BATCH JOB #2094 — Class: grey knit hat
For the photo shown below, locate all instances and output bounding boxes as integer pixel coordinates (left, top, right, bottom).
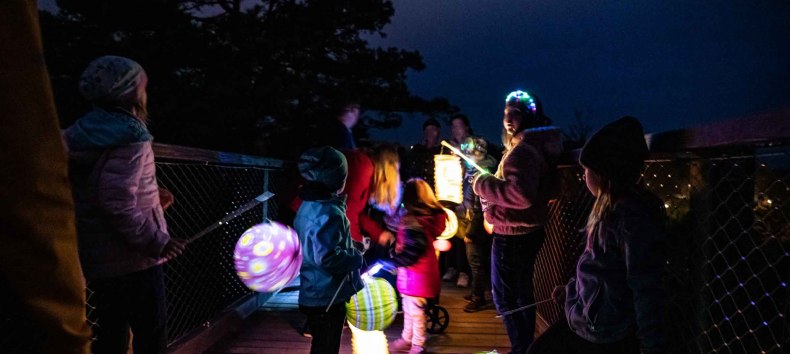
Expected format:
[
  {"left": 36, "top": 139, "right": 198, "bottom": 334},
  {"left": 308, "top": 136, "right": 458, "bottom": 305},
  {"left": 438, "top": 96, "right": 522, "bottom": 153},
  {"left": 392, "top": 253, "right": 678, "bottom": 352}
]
[
  {"left": 297, "top": 146, "right": 348, "bottom": 192},
  {"left": 79, "top": 55, "right": 146, "bottom": 103}
]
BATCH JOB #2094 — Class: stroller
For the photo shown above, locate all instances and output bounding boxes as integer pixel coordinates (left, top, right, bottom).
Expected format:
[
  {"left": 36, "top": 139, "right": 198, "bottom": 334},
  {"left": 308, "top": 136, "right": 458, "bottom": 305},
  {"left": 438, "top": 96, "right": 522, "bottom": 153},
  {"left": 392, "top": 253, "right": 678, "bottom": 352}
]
[{"left": 366, "top": 261, "right": 450, "bottom": 334}]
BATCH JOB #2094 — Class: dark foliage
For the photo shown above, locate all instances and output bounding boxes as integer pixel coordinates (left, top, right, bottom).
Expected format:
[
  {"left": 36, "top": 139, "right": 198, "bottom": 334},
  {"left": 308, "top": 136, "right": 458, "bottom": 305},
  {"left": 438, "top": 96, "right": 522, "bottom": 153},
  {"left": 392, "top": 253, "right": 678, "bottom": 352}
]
[{"left": 42, "top": 0, "right": 456, "bottom": 158}]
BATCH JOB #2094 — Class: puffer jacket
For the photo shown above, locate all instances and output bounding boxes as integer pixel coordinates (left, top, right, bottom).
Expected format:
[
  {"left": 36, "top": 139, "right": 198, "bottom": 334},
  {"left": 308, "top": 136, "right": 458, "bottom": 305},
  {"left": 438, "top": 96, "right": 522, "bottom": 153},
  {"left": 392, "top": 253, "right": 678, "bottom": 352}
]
[
  {"left": 294, "top": 194, "right": 364, "bottom": 307},
  {"left": 392, "top": 212, "right": 446, "bottom": 299},
  {"left": 564, "top": 190, "right": 667, "bottom": 353},
  {"left": 473, "top": 126, "right": 562, "bottom": 235},
  {"left": 64, "top": 107, "right": 170, "bottom": 280}
]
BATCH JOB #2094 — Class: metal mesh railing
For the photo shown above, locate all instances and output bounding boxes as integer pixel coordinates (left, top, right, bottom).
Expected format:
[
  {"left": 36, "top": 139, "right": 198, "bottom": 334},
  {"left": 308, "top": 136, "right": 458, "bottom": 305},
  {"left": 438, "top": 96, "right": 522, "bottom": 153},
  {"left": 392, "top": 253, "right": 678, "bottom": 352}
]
[
  {"left": 80, "top": 147, "right": 289, "bottom": 347},
  {"left": 535, "top": 146, "right": 790, "bottom": 353}
]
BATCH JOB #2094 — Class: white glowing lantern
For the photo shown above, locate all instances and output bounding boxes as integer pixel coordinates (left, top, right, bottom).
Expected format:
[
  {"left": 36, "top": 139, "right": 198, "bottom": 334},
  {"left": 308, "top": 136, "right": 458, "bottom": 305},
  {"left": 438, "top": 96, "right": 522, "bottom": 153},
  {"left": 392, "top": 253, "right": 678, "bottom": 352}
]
[
  {"left": 434, "top": 154, "right": 463, "bottom": 204},
  {"left": 438, "top": 207, "right": 458, "bottom": 240}
]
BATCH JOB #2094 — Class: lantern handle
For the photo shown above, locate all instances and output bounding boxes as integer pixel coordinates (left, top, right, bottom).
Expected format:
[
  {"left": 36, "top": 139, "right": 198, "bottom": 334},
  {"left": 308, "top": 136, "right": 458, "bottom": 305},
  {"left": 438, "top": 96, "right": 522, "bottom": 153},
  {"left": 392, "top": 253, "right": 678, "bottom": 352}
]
[
  {"left": 155, "top": 191, "right": 275, "bottom": 265},
  {"left": 440, "top": 140, "right": 489, "bottom": 175}
]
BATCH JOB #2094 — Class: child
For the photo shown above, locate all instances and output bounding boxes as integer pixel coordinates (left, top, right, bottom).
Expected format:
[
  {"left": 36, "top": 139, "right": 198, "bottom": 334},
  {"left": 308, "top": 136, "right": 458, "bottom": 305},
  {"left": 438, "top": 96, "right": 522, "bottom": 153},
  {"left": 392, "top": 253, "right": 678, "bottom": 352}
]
[
  {"left": 527, "top": 117, "right": 667, "bottom": 354},
  {"left": 294, "top": 146, "right": 364, "bottom": 354},
  {"left": 389, "top": 179, "right": 447, "bottom": 354},
  {"left": 460, "top": 137, "right": 498, "bottom": 312}
]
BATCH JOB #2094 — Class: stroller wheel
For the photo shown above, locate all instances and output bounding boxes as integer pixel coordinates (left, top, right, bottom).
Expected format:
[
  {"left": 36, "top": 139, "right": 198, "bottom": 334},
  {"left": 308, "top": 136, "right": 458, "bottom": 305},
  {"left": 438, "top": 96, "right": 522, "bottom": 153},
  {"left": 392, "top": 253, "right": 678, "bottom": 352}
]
[{"left": 426, "top": 305, "right": 450, "bottom": 334}]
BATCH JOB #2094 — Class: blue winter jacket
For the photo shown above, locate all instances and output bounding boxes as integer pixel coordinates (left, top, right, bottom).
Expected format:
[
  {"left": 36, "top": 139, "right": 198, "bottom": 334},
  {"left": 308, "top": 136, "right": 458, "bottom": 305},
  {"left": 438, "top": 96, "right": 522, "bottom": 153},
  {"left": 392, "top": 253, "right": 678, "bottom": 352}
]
[
  {"left": 565, "top": 190, "right": 667, "bottom": 354},
  {"left": 294, "top": 195, "right": 364, "bottom": 307}
]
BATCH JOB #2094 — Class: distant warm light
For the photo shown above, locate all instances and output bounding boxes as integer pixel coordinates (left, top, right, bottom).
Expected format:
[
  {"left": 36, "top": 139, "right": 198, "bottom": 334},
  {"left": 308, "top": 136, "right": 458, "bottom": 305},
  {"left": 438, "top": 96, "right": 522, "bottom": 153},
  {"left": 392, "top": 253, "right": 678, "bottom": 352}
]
[
  {"left": 767, "top": 199, "right": 773, "bottom": 205},
  {"left": 434, "top": 154, "right": 463, "bottom": 204},
  {"left": 438, "top": 207, "right": 458, "bottom": 240}
]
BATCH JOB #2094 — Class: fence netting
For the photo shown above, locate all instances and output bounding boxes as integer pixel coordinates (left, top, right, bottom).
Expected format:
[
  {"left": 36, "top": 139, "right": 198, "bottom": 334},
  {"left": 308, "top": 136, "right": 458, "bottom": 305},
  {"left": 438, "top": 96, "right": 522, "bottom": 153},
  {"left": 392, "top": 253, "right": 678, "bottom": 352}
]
[{"left": 535, "top": 147, "right": 789, "bottom": 353}]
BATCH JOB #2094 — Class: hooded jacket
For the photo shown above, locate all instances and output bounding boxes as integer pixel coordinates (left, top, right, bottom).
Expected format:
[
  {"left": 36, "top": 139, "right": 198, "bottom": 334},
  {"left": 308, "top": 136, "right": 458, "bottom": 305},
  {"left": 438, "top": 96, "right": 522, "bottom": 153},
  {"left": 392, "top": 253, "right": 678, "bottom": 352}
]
[
  {"left": 294, "top": 147, "right": 363, "bottom": 307},
  {"left": 392, "top": 212, "right": 446, "bottom": 298},
  {"left": 564, "top": 190, "right": 666, "bottom": 353},
  {"left": 473, "top": 126, "right": 562, "bottom": 235},
  {"left": 64, "top": 106, "right": 169, "bottom": 280},
  {"left": 294, "top": 193, "right": 364, "bottom": 307}
]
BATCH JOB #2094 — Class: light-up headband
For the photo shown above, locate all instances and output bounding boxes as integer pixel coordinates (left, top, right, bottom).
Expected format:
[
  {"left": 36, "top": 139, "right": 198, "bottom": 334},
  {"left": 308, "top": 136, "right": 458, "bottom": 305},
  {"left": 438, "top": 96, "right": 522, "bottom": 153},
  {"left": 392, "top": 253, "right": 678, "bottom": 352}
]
[{"left": 505, "top": 90, "right": 537, "bottom": 115}]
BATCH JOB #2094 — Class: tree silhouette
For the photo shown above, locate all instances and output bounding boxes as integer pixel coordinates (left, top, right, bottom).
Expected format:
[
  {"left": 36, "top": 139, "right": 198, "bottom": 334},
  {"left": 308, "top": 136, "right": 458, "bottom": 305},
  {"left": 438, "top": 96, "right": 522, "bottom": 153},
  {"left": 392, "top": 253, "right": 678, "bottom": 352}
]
[{"left": 42, "top": 0, "right": 456, "bottom": 158}]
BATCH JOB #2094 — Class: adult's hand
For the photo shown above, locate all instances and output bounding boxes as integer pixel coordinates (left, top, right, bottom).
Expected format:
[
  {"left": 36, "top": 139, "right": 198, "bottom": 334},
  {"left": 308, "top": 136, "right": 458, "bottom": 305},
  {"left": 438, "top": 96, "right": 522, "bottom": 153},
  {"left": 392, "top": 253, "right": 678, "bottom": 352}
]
[
  {"left": 377, "top": 230, "right": 395, "bottom": 246},
  {"left": 160, "top": 237, "right": 186, "bottom": 262},
  {"left": 552, "top": 285, "right": 566, "bottom": 304},
  {"left": 159, "top": 188, "right": 174, "bottom": 210}
]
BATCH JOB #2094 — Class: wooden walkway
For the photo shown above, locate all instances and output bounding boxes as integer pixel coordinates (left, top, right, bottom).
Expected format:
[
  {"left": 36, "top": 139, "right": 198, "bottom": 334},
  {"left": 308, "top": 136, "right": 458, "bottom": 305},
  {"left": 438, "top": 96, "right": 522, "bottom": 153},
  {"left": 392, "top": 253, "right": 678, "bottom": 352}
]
[{"left": 207, "top": 280, "right": 511, "bottom": 354}]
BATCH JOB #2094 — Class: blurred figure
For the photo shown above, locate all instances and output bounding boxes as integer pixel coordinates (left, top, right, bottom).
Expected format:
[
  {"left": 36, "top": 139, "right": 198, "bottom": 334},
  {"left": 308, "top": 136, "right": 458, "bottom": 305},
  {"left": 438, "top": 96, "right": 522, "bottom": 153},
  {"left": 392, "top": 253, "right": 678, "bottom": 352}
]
[
  {"left": 320, "top": 102, "right": 361, "bottom": 150},
  {"left": 473, "top": 90, "right": 561, "bottom": 353},
  {"left": 528, "top": 117, "right": 666, "bottom": 354},
  {"left": 64, "top": 56, "right": 185, "bottom": 354},
  {"left": 0, "top": 1, "right": 92, "bottom": 353},
  {"left": 459, "top": 136, "right": 498, "bottom": 312},
  {"left": 401, "top": 118, "right": 441, "bottom": 188},
  {"left": 294, "top": 146, "right": 364, "bottom": 354},
  {"left": 388, "top": 179, "right": 447, "bottom": 354}
]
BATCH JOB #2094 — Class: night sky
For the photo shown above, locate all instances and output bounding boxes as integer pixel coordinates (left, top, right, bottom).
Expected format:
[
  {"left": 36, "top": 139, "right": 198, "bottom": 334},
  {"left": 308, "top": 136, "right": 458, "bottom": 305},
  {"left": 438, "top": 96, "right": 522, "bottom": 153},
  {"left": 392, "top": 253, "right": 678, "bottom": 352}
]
[
  {"left": 366, "top": 0, "right": 790, "bottom": 145},
  {"left": 39, "top": 0, "right": 790, "bottom": 145}
]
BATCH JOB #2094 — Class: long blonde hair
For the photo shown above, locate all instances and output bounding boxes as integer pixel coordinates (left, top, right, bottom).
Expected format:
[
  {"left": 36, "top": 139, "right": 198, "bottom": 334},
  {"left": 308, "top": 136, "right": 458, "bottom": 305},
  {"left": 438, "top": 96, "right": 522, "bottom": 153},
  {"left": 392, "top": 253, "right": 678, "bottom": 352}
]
[
  {"left": 585, "top": 175, "right": 613, "bottom": 251},
  {"left": 370, "top": 144, "right": 401, "bottom": 214},
  {"left": 401, "top": 178, "right": 445, "bottom": 216}
]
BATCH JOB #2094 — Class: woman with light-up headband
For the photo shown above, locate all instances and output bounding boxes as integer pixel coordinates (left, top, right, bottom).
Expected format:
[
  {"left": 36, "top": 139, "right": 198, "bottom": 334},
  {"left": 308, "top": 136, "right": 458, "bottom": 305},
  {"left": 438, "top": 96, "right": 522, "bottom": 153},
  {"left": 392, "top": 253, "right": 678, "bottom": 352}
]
[{"left": 472, "top": 90, "right": 562, "bottom": 354}]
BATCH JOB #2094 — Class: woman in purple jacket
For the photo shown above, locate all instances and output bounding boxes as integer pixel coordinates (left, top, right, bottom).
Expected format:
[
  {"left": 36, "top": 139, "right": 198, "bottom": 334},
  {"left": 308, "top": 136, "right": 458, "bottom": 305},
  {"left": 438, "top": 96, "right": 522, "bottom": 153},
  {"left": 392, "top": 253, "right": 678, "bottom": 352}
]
[
  {"left": 64, "top": 56, "right": 185, "bottom": 354},
  {"left": 473, "top": 90, "right": 562, "bottom": 354}
]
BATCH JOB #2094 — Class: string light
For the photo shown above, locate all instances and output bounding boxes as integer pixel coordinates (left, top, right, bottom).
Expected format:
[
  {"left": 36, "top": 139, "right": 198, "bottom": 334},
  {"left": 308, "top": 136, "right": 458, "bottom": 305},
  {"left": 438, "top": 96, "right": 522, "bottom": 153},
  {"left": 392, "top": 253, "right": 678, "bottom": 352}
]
[{"left": 505, "top": 90, "right": 538, "bottom": 114}]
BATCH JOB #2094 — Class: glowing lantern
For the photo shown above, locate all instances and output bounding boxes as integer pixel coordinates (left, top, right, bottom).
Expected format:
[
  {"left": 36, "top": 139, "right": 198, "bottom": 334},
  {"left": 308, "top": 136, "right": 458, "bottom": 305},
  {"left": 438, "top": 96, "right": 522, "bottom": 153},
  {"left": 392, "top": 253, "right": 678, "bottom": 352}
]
[
  {"left": 346, "top": 276, "right": 398, "bottom": 331},
  {"left": 438, "top": 207, "right": 458, "bottom": 240},
  {"left": 433, "top": 238, "right": 452, "bottom": 252},
  {"left": 349, "top": 323, "right": 389, "bottom": 354},
  {"left": 434, "top": 154, "right": 463, "bottom": 204},
  {"left": 233, "top": 222, "right": 302, "bottom": 293}
]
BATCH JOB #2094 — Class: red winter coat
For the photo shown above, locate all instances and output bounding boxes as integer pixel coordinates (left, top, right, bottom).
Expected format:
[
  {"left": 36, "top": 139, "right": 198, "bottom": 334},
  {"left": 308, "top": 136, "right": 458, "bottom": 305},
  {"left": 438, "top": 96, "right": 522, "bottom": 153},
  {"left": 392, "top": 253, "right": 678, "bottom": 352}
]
[{"left": 393, "top": 212, "right": 446, "bottom": 298}]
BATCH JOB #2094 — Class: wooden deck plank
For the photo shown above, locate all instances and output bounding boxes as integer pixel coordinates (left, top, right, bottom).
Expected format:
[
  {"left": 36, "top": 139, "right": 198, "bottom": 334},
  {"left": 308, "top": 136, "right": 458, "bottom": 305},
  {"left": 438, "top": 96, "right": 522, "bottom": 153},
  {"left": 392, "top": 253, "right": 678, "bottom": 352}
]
[{"left": 207, "top": 281, "right": 511, "bottom": 354}]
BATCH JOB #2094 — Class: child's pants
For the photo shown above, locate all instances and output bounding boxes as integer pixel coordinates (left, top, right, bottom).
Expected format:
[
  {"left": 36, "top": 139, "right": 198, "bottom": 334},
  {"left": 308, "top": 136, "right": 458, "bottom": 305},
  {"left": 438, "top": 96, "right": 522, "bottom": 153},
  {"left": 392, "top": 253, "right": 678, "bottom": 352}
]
[{"left": 401, "top": 295, "right": 428, "bottom": 347}]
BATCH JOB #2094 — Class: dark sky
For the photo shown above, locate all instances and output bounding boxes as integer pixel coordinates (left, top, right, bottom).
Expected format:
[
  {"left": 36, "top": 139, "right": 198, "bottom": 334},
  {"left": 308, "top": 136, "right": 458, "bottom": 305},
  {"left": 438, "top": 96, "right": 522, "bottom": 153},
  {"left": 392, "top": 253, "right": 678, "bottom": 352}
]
[
  {"left": 39, "top": 1, "right": 790, "bottom": 145},
  {"left": 366, "top": 0, "right": 790, "bottom": 145}
]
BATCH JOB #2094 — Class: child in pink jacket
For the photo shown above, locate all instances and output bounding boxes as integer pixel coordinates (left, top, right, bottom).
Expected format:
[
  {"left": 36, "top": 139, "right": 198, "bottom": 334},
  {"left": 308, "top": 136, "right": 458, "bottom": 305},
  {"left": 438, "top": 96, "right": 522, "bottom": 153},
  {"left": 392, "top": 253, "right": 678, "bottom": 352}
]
[{"left": 389, "top": 179, "right": 447, "bottom": 354}]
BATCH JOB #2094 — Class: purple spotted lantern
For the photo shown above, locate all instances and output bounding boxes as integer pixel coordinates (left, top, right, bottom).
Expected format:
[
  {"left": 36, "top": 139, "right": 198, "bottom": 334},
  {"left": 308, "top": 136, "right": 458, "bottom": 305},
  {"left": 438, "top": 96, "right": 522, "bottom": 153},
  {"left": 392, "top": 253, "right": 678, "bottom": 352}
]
[{"left": 233, "top": 222, "right": 302, "bottom": 292}]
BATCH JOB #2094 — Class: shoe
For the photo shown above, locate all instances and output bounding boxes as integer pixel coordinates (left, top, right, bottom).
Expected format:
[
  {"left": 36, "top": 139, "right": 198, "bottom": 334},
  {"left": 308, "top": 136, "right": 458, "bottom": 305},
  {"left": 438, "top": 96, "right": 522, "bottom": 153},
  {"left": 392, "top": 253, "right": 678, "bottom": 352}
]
[
  {"left": 442, "top": 267, "right": 458, "bottom": 282},
  {"left": 456, "top": 272, "right": 470, "bottom": 288},
  {"left": 464, "top": 293, "right": 474, "bottom": 302},
  {"left": 298, "top": 325, "right": 312, "bottom": 338},
  {"left": 390, "top": 338, "right": 411, "bottom": 353},
  {"left": 408, "top": 345, "right": 425, "bottom": 354},
  {"left": 463, "top": 296, "right": 488, "bottom": 313}
]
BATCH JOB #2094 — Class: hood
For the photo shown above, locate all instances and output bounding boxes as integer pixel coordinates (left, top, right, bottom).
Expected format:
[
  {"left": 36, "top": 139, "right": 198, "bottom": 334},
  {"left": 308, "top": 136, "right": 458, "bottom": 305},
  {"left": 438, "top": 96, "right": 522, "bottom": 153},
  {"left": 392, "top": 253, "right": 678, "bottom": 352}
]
[
  {"left": 64, "top": 107, "right": 152, "bottom": 152},
  {"left": 514, "top": 126, "right": 563, "bottom": 159}
]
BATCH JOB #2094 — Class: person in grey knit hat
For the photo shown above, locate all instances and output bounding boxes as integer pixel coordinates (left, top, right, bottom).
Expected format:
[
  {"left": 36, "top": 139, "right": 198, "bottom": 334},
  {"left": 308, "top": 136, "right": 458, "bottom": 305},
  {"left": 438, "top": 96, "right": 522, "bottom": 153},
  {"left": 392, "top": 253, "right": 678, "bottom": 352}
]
[
  {"left": 294, "top": 146, "right": 363, "bottom": 354},
  {"left": 529, "top": 116, "right": 667, "bottom": 354}
]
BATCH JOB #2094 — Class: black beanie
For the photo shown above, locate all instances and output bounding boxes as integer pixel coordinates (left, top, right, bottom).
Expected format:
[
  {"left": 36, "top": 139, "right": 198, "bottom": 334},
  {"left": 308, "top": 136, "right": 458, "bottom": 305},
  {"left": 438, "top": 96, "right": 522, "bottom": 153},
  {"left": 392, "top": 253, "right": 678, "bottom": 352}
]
[
  {"left": 298, "top": 146, "right": 348, "bottom": 192},
  {"left": 422, "top": 118, "right": 440, "bottom": 130},
  {"left": 579, "top": 116, "right": 648, "bottom": 185}
]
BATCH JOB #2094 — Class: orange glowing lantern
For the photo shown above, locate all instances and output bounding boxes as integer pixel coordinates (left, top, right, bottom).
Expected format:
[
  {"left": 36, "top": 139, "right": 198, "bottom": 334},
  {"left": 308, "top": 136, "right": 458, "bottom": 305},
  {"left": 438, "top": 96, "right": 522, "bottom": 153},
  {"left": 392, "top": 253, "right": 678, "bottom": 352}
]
[
  {"left": 433, "top": 239, "right": 452, "bottom": 252},
  {"left": 438, "top": 207, "right": 458, "bottom": 240}
]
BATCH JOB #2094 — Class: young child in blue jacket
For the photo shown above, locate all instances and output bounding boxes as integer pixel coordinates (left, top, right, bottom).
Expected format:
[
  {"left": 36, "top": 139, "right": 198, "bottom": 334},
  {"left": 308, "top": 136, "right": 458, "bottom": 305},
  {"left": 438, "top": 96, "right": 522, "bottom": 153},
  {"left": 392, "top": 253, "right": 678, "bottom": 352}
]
[
  {"left": 528, "top": 117, "right": 667, "bottom": 354},
  {"left": 294, "top": 146, "right": 364, "bottom": 354}
]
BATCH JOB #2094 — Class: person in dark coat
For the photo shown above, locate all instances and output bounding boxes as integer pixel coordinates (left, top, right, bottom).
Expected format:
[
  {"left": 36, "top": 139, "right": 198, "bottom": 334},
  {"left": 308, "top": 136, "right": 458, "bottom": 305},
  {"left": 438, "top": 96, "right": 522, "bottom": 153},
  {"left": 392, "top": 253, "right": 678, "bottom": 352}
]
[{"left": 527, "top": 117, "right": 667, "bottom": 354}]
